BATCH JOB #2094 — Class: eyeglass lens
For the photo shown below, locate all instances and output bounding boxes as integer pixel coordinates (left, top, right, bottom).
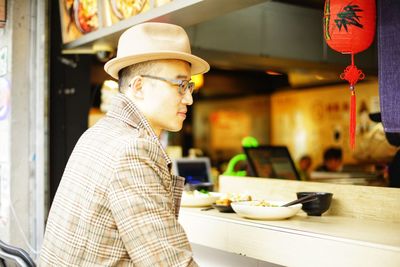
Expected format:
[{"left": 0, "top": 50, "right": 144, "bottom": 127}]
[
  {"left": 141, "top": 75, "right": 195, "bottom": 95},
  {"left": 178, "top": 81, "right": 195, "bottom": 95}
]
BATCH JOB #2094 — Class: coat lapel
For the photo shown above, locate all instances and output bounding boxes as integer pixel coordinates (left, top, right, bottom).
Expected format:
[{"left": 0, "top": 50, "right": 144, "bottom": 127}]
[{"left": 106, "top": 94, "right": 176, "bottom": 198}]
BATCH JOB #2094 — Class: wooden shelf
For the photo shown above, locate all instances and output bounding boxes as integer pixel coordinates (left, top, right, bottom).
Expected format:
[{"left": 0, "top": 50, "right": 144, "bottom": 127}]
[{"left": 62, "top": 0, "right": 268, "bottom": 52}]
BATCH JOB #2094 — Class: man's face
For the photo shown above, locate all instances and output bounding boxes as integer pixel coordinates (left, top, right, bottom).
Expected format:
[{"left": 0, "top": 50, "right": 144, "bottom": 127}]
[
  {"left": 139, "top": 59, "right": 193, "bottom": 136},
  {"left": 299, "top": 158, "right": 311, "bottom": 171},
  {"left": 326, "top": 159, "right": 342, "bottom": 172}
]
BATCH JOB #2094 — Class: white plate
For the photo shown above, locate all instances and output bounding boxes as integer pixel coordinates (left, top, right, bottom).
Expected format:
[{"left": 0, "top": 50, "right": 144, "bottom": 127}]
[
  {"left": 231, "top": 200, "right": 301, "bottom": 220},
  {"left": 181, "top": 192, "right": 221, "bottom": 207}
]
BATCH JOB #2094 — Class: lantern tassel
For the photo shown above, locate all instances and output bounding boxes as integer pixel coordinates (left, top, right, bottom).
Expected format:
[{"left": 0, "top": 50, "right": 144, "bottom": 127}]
[
  {"left": 340, "top": 53, "right": 365, "bottom": 149},
  {"left": 349, "top": 88, "right": 356, "bottom": 149}
]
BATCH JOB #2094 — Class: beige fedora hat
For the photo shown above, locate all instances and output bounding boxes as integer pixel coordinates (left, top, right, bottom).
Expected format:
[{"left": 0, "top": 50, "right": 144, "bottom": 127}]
[{"left": 104, "top": 22, "right": 210, "bottom": 79}]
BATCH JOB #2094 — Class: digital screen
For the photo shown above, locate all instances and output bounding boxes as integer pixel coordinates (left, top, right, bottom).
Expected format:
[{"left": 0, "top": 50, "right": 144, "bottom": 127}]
[
  {"left": 244, "top": 146, "right": 299, "bottom": 180},
  {"left": 177, "top": 161, "right": 210, "bottom": 184}
]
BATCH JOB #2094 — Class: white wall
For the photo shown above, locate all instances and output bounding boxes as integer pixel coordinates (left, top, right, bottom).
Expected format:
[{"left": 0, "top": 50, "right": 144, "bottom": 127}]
[{"left": 0, "top": 0, "right": 47, "bottom": 260}]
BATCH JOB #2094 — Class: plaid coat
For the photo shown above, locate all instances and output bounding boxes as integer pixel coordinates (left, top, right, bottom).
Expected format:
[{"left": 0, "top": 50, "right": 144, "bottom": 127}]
[{"left": 39, "top": 94, "right": 197, "bottom": 266}]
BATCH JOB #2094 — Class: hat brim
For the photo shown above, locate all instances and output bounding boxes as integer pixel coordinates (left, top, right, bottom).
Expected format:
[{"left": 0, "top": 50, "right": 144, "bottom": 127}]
[
  {"left": 369, "top": 112, "right": 382, "bottom": 122},
  {"left": 104, "top": 51, "right": 210, "bottom": 79}
]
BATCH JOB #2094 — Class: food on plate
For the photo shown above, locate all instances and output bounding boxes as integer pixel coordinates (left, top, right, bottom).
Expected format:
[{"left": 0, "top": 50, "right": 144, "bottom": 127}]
[
  {"left": 231, "top": 200, "right": 301, "bottom": 220},
  {"left": 252, "top": 200, "right": 278, "bottom": 207},
  {"left": 216, "top": 198, "right": 231, "bottom": 206},
  {"left": 215, "top": 192, "right": 252, "bottom": 206}
]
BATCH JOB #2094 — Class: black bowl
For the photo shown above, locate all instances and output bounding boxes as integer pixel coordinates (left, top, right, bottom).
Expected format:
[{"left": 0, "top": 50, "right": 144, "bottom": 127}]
[
  {"left": 296, "top": 192, "right": 333, "bottom": 216},
  {"left": 212, "top": 203, "right": 235, "bottom": 213}
]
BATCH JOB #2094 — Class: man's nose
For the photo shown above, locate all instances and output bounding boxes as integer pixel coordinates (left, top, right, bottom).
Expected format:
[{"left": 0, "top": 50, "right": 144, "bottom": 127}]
[{"left": 182, "top": 90, "right": 193, "bottom": 105}]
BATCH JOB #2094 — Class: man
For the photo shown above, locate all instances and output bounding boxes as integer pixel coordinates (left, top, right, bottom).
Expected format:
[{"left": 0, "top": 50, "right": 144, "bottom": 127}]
[
  {"left": 298, "top": 155, "right": 312, "bottom": 180},
  {"left": 39, "top": 22, "right": 209, "bottom": 266},
  {"left": 315, "top": 147, "right": 343, "bottom": 172}
]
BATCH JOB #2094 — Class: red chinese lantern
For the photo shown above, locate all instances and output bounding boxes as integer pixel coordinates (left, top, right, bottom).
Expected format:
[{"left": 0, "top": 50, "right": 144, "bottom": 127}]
[{"left": 323, "top": 0, "right": 376, "bottom": 149}]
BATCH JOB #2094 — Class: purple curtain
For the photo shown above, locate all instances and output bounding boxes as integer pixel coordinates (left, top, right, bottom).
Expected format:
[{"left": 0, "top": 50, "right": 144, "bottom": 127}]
[{"left": 378, "top": 0, "right": 400, "bottom": 133}]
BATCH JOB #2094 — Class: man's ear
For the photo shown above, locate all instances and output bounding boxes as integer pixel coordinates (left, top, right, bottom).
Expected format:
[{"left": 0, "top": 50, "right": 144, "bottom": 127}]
[{"left": 128, "top": 76, "right": 144, "bottom": 99}]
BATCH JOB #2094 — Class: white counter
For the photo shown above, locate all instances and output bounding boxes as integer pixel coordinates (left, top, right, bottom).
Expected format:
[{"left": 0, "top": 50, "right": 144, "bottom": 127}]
[{"left": 179, "top": 207, "right": 400, "bottom": 267}]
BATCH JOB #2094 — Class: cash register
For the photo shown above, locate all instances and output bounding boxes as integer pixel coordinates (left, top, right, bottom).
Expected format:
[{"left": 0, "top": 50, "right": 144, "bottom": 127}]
[{"left": 172, "top": 157, "right": 214, "bottom": 191}]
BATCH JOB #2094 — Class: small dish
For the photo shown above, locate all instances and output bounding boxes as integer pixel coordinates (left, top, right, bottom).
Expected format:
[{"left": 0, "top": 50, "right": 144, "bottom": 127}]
[
  {"left": 296, "top": 192, "right": 333, "bottom": 216},
  {"left": 231, "top": 200, "right": 301, "bottom": 220},
  {"left": 181, "top": 191, "right": 221, "bottom": 207},
  {"left": 212, "top": 203, "right": 235, "bottom": 213}
]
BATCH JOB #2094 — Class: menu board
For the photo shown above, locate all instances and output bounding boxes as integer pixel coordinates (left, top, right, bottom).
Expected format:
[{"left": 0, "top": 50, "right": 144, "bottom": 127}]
[
  {"left": 270, "top": 80, "right": 380, "bottom": 166},
  {"left": 209, "top": 110, "right": 251, "bottom": 150},
  {"left": 59, "top": 0, "right": 99, "bottom": 43}
]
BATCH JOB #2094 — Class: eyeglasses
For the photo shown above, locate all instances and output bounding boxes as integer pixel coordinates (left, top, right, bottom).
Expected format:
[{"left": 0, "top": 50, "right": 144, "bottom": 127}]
[{"left": 141, "top": 75, "right": 195, "bottom": 95}]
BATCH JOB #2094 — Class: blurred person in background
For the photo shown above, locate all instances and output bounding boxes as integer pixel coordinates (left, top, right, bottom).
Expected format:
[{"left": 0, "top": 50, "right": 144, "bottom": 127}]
[
  {"left": 315, "top": 147, "right": 343, "bottom": 172},
  {"left": 298, "top": 155, "right": 312, "bottom": 180},
  {"left": 352, "top": 111, "right": 398, "bottom": 186}
]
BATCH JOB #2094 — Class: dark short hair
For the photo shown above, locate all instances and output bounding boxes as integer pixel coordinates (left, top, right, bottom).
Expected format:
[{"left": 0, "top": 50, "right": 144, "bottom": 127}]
[
  {"left": 323, "top": 147, "right": 342, "bottom": 161},
  {"left": 118, "top": 60, "right": 159, "bottom": 93}
]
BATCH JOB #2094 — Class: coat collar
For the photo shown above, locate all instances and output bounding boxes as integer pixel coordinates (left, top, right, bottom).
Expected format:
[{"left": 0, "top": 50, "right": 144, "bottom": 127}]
[{"left": 106, "top": 93, "right": 173, "bottom": 169}]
